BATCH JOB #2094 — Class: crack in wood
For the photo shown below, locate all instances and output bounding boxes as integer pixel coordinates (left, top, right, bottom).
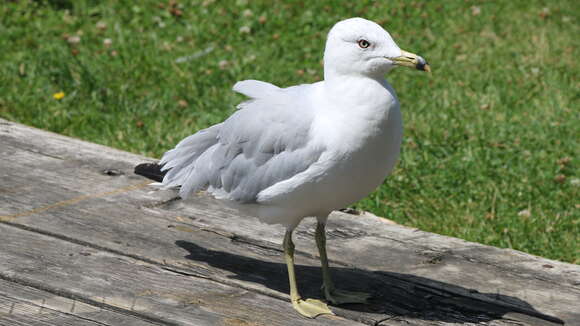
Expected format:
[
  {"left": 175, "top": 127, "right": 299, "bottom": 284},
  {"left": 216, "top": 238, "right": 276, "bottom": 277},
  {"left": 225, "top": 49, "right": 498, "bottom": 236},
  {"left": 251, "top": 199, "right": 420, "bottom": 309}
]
[
  {"left": 0, "top": 274, "right": 174, "bottom": 326},
  {"left": 0, "top": 220, "right": 218, "bottom": 280},
  {"left": 18, "top": 146, "right": 66, "bottom": 161},
  {"left": 0, "top": 181, "right": 151, "bottom": 222},
  {"left": 142, "top": 196, "right": 182, "bottom": 209},
  {"left": 0, "top": 293, "right": 113, "bottom": 326},
  {"left": 298, "top": 227, "right": 368, "bottom": 240}
]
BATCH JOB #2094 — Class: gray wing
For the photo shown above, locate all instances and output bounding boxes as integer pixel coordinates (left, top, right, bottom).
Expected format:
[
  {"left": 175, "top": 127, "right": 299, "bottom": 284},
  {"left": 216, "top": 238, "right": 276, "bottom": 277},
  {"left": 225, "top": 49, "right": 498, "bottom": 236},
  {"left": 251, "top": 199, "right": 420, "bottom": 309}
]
[{"left": 160, "top": 80, "right": 324, "bottom": 202}]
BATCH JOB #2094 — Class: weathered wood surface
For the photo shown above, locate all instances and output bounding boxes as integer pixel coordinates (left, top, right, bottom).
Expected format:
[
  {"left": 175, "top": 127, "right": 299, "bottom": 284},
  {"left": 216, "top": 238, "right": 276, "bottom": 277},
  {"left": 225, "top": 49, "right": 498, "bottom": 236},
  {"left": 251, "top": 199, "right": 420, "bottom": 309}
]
[
  {"left": 0, "top": 277, "right": 161, "bottom": 326},
  {"left": 0, "top": 118, "right": 578, "bottom": 326}
]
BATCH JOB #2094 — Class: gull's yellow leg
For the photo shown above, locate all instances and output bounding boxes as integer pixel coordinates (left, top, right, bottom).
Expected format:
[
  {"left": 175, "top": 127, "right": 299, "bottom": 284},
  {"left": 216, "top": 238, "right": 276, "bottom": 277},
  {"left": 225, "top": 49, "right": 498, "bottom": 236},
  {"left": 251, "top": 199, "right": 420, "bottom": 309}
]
[
  {"left": 283, "top": 229, "right": 333, "bottom": 318},
  {"left": 315, "top": 222, "right": 372, "bottom": 304}
]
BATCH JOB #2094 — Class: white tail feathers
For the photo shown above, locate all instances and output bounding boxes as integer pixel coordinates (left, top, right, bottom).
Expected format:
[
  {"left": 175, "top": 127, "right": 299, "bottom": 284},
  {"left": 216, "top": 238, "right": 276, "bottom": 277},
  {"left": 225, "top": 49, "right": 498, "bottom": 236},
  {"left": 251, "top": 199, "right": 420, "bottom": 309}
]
[{"left": 159, "top": 124, "right": 222, "bottom": 195}]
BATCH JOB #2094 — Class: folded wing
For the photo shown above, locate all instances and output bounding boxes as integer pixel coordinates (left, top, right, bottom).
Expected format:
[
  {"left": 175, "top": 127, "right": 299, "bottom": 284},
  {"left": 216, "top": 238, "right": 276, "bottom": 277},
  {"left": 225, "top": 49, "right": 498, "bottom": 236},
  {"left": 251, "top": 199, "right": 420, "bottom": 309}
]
[{"left": 160, "top": 80, "right": 323, "bottom": 203}]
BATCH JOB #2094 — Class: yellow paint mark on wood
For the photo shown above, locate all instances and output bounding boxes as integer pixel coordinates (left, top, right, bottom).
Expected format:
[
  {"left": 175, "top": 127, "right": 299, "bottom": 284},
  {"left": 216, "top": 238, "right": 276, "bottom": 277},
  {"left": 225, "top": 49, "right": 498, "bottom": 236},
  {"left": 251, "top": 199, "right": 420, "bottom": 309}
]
[
  {"left": 222, "top": 318, "right": 263, "bottom": 326},
  {"left": 89, "top": 295, "right": 146, "bottom": 312},
  {"left": 0, "top": 181, "right": 151, "bottom": 222},
  {"left": 175, "top": 215, "right": 187, "bottom": 222},
  {"left": 173, "top": 225, "right": 198, "bottom": 233}
]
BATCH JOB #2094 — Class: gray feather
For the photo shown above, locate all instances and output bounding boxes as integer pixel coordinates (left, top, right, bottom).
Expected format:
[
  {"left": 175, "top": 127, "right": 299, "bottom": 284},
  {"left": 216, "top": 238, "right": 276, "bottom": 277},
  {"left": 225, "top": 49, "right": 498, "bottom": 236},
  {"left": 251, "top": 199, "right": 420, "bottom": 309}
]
[{"left": 160, "top": 81, "right": 323, "bottom": 202}]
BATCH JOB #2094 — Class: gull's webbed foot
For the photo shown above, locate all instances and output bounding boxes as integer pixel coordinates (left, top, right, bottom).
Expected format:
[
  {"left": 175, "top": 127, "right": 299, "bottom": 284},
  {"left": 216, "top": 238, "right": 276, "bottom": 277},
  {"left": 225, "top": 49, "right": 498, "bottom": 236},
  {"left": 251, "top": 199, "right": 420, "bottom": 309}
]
[
  {"left": 291, "top": 298, "right": 334, "bottom": 318},
  {"left": 322, "top": 285, "right": 372, "bottom": 305}
]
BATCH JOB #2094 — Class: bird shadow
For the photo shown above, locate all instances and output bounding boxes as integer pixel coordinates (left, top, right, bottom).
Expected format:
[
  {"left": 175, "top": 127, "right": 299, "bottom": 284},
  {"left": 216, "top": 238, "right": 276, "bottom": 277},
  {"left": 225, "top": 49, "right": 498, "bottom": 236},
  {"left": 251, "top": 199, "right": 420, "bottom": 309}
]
[{"left": 175, "top": 240, "right": 564, "bottom": 324}]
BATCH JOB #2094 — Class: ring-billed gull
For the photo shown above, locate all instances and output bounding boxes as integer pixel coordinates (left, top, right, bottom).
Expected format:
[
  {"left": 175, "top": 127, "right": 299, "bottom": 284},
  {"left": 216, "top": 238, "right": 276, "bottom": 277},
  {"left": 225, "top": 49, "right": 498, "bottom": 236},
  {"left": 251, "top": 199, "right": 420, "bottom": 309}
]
[{"left": 135, "top": 17, "right": 429, "bottom": 318}]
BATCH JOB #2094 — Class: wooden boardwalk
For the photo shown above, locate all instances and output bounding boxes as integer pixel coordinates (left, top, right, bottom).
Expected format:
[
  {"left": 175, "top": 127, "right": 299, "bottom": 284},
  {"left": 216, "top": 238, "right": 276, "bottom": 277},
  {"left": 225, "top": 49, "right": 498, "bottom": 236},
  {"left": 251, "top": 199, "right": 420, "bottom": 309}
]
[{"left": 0, "top": 118, "right": 578, "bottom": 326}]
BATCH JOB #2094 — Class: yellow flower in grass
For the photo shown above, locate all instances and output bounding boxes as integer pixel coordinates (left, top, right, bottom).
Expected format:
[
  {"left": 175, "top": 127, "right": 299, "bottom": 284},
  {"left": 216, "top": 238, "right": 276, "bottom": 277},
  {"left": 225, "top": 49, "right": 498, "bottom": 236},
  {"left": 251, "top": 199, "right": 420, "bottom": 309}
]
[{"left": 53, "top": 91, "right": 65, "bottom": 100}]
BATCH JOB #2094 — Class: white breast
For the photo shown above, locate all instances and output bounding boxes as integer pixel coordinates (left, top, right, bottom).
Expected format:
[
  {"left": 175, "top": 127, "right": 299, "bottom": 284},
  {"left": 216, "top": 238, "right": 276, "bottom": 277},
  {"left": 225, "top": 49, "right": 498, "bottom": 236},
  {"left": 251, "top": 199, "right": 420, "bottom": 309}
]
[
  {"left": 255, "top": 78, "right": 403, "bottom": 224},
  {"left": 310, "top": 93, "right": 402, "bottom": 211}
]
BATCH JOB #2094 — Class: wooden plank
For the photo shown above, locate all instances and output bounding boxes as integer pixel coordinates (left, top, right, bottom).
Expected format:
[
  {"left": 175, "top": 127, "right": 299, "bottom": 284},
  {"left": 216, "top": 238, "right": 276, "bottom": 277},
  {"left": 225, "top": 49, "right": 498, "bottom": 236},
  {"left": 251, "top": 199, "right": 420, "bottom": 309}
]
[
  {"left": 0, "top": 223, "right": 359, "bottom": 326},
  {"left": 0, "top": 278, "right": 158, "bottom": 326},
  {"left": 0, "top": 296, "right": 103, "bottom": 326},
  {"left": 0, "top": 146, "right": 386, "bottom": 324},
  {"left": 1, "top": 119, "right": 579, "bottom": 325}
]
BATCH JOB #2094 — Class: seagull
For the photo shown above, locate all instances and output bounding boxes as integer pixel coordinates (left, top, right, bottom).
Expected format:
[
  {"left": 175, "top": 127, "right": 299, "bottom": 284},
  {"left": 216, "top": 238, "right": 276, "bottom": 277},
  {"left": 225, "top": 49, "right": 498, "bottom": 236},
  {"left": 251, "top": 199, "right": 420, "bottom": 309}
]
[{"left": 135, "top": 17, "right": 429, "bottom": 318}]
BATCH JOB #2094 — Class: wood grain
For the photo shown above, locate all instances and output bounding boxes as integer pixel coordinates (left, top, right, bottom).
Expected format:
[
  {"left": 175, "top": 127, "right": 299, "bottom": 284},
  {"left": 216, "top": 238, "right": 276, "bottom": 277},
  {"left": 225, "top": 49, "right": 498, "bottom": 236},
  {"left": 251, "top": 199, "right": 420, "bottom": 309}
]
[
  {"left": 0, "top": 223, "right": 358, "bottom": 326},
  {"left": 0, "top": 119, "right": 578, "bottom": 326},
  {"left": 0, "top": 278, "right": 160, "bottom": 326}
]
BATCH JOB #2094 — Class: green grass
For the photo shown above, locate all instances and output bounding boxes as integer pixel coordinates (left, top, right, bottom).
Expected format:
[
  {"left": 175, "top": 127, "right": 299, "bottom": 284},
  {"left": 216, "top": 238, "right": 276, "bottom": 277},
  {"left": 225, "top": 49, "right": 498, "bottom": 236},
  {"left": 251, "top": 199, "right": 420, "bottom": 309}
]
[{"left": 1, "top": 0, "right": 578, "bottom": 263}]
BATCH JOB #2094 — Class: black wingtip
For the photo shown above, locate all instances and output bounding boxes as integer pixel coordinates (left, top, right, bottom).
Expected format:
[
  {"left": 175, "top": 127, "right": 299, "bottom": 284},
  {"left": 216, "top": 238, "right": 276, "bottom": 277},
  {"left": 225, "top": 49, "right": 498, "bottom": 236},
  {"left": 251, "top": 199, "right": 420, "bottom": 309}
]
[{"left": 134, "top": 163, "right": 167, "bottom": 182}]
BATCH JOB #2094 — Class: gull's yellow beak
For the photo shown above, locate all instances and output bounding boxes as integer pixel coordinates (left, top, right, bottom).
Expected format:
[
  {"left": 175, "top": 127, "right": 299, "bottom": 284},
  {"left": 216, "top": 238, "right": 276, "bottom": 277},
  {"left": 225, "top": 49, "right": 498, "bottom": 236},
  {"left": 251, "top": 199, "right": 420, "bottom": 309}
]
[{"left": 391, "top": 50, "right": 431, "bottom": 72}]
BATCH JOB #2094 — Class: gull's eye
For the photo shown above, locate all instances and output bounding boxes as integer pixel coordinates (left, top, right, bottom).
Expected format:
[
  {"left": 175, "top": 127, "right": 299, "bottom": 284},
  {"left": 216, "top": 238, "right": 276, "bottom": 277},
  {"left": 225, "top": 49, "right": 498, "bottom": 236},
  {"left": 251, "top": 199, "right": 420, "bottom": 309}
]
[{"left": 357, "top": 39, "right": 371, "bottom": 49}]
